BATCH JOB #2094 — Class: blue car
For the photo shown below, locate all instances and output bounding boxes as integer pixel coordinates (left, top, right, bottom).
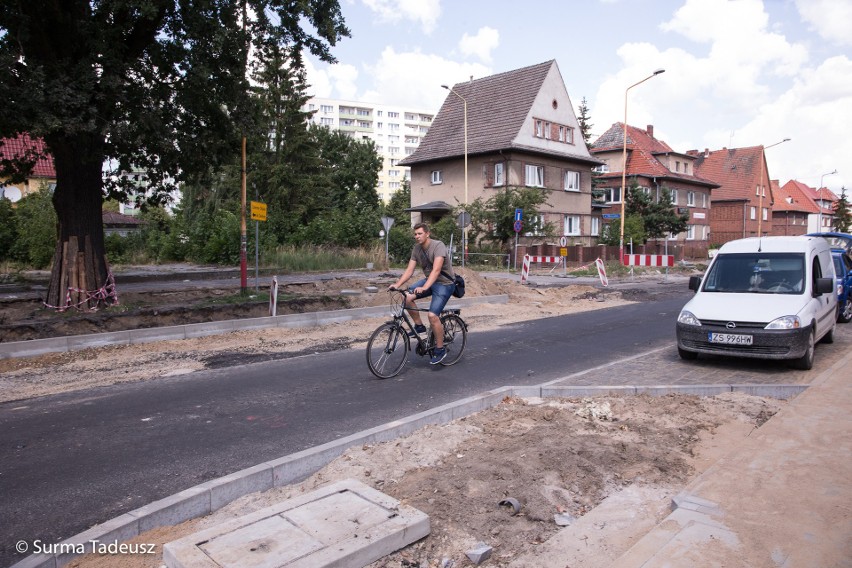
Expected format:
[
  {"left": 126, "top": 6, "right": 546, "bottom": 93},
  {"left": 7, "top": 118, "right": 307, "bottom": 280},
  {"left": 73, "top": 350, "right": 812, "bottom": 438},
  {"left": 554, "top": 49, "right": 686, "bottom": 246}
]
[
  {"left": 808, "top": 232, "right": 852, "bottom": 254},
  {"left": 832, "top": 248, "right": 852, "bottom": 323}
]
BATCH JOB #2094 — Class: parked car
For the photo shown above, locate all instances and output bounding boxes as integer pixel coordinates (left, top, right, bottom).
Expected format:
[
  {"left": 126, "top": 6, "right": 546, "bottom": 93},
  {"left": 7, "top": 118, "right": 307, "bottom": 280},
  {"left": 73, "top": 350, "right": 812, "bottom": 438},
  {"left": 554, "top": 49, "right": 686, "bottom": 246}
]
[
  {"left": 832, "top": 248, "right": 852, "bottom": 323},
  {"left": 676, "top": 236, "right": 837, "bottom": 370},
  {"left": 808, "top": 231, "right": 852, "bottom": 254}
]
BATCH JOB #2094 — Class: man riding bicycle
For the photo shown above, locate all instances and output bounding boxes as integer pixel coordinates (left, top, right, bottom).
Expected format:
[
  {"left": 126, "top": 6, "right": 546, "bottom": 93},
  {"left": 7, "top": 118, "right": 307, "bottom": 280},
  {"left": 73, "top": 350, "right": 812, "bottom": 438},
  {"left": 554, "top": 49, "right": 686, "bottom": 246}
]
[{"left": 389, "top": 222, "right": 456, "bottom": 364}]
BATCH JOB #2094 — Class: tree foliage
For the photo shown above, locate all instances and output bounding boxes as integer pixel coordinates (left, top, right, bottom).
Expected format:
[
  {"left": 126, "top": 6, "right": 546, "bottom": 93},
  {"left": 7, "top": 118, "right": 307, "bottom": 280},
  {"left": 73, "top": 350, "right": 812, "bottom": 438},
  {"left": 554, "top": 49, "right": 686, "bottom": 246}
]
[
  {"left": 833, "top": 188, "right": 851, "bottom": 233},
  {"left": 626, "top": 184, "right": 689, "bottom": 241},
  {"left": 0, "top": 0, "right": 350, "bottom": 307},
  {"left": 10, "top": 185, "right": 57, "bottom": 269},
  {"left": 576, "top": 97, "right": 594, "bottom": 145},
  {"left": 466, "top": 186, "right": 552, "bottom": 251}
]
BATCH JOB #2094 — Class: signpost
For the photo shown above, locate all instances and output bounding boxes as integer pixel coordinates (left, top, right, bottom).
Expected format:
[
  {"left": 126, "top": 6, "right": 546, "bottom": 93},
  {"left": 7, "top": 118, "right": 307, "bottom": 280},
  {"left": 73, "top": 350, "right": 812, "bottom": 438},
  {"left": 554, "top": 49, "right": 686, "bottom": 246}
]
[
  {"left": 250, "top": 199, "right": 266, "bottom": 291},
  {"left": 380, "top": 216, "right": 394, "bottom": 268},
  {"left": 513, "top": 208, "right": 523, "bottom": 271},
  {"left": 601, "top": 213, "right": 620, "bottom": 219}
]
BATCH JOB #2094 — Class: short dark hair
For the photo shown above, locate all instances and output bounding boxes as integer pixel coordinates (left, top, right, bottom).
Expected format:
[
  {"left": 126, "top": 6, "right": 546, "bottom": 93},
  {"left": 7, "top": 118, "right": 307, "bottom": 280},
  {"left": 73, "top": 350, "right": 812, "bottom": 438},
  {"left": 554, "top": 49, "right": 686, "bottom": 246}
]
[{"left": 413, "top": 222, "right": 430, "bottom": 233}]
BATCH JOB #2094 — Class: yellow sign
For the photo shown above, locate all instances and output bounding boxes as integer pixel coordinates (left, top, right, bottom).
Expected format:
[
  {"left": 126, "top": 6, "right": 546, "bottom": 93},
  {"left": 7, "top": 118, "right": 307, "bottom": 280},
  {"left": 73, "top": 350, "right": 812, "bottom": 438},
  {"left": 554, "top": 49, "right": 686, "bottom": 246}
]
[
  {"left": 560, "top": 247, "right": 568, "bottom": 257},
  {"left": 250, "top": 201, "right": 267, "bottom": 222}
]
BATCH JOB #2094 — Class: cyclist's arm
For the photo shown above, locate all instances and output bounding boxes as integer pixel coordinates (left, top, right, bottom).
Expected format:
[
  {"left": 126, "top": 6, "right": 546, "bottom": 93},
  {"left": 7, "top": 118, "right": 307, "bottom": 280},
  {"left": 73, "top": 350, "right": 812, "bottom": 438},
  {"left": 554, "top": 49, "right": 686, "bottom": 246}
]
[{"left": 390, "top": 259, "right": 418, "bottom": 290}]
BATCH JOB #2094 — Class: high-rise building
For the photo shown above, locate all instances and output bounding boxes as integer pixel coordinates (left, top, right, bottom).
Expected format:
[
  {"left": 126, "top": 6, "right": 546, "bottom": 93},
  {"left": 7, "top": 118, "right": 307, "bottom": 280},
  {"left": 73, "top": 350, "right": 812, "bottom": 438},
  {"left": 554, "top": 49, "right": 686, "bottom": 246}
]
[{"left": 303, "top": 97, "right": 435, "bottom": 202}]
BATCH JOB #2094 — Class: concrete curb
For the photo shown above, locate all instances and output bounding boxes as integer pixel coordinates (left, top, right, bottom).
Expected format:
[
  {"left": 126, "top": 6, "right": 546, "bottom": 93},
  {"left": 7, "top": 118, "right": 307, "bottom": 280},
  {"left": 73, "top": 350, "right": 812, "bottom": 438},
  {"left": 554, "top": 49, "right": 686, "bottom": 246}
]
[
  {"left": 0, "top": 294, "right": 510, "bottom": 360},
  {"left": 11, "top": 380, "right": 809, "bottom": 568}
]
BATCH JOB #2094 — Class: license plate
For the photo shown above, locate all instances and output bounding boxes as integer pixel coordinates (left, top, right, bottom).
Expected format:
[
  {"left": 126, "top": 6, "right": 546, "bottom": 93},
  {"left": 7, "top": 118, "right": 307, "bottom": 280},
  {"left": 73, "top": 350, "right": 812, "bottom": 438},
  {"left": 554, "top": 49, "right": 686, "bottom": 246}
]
[{"left": 708, "top": 332, "right": 753, "bottom": 345}]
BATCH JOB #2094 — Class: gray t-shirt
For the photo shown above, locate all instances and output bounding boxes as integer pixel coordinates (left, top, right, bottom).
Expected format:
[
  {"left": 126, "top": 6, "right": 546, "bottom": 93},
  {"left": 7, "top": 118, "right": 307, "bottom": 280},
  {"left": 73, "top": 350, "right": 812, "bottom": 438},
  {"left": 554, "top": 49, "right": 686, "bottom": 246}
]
[{"left": 411, "top": 239, "right": 455, "bottom": 285}]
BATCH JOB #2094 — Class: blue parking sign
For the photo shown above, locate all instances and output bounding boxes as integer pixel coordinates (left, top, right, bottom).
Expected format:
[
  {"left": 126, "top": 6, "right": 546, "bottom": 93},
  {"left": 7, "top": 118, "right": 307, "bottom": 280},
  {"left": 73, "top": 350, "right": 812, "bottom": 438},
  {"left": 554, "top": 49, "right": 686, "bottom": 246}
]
[{"left": 515, "top": 208, "right": 523, "bottom": 222}]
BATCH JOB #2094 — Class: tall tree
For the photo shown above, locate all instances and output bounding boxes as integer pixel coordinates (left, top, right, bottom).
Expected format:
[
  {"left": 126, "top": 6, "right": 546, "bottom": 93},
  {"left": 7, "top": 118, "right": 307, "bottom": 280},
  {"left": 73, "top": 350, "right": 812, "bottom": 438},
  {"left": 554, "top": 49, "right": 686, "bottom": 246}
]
[
  {"left": 833, "top": 187, "right": 851, "bottom": 233},
  {"left": 466, "top": 186, "right": 553, "bottom": 252},
  {"left": 576, "top": 97, "right": 594, "bottom": 145},
  {"left": 0, "top": 1, "right": 349, "bottom": 309}
]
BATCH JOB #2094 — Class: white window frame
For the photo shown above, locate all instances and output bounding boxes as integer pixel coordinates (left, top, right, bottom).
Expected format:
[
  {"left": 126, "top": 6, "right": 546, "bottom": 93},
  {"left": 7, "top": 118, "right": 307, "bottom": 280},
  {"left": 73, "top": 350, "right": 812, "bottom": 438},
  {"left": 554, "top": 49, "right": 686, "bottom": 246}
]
[
  {"left": 494, "top": 162, "right": 504, "bottom": 186},
  {"left": 686, "top": 225, "right": 695, "bottom": 240},
  {"left": 670, "top": 189, "right": 678, "bottom": 205},
  {"left": 534, "top": 120, "right": 543, "bottom": 137},
  {"left": 524, "top": 214, "right": 545, "bottom": 236},
  {"left": 591, "top": 217, "right": 600, "bottom": 236},
  {"left": 606, "top": 187, "right": 622, "bottom": 204},
  {"left": 564, "top": 215, "right": 581, "bottom": 236},
  {"left": 762, "top": 207, "right": 768, "bottom": 221},
  {"left": 687, "top": 191, "right": 695, "bottom": 206},
  {"left": 525, "top": 164, "right": 544, "bottom": 188},
  {"left": 563, "top": 170, "right": 580, "bottom": 192},
  {"left": 431, "top": 170, "right": 443, "bottom": 185},
  {"left": 750, "top": 206, "right": 756, "bottom": 220}
]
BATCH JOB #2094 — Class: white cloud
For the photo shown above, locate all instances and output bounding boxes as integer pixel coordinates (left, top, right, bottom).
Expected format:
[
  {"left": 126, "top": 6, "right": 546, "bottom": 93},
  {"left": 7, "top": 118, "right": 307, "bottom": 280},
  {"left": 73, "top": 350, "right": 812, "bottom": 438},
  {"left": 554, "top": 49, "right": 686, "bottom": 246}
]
[
  {"left": 796, "top": 0, "right": 852, "bottom": 47},
  {"left": 361, "top": 47, "right": 491, "bottom": 109},
  {"left": 458, "top": 27, "right": 500, "bottom": 63},
  {"left": 361, "top": 0, "right": 442, "bottom": 34},
  {"left": 304, "top": 58, "right": 360, "bottom": 100}
]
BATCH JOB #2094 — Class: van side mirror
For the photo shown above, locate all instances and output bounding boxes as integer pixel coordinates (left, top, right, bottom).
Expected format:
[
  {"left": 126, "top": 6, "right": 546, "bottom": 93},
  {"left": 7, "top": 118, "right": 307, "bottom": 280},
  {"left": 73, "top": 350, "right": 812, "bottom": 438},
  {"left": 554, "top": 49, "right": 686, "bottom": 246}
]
[
  {"left": 814, "top": 277, "right": 833, "bottom": 296},
  {"left": 688, "top": 275, "right": 702, "bottom": 292}
]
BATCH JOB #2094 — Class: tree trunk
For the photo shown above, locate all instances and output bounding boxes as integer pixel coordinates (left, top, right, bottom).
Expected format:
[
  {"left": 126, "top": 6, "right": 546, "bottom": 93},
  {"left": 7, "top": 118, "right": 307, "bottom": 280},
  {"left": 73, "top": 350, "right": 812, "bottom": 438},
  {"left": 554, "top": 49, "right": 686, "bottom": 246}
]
[{"left": 44, "top": 136, "right": 114, "bottom": 311}]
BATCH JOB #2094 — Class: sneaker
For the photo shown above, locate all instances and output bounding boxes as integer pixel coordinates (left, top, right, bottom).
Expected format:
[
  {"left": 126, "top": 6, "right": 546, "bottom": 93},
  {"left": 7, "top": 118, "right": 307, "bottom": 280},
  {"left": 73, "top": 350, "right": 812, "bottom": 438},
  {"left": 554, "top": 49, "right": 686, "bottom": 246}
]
[
  {"left": 408, "top": 324, "right": 427, "bottom": 337},
  {"left": 430, "top": 347, "right": 447, "bottom": 365}
]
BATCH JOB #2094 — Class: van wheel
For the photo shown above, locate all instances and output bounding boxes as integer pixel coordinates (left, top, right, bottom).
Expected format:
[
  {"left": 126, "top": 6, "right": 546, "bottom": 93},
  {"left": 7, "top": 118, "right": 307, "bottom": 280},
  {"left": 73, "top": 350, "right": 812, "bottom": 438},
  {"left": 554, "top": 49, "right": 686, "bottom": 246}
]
[
  {"left": 791, "top": 330, "right": 815, "bottom": 370},
  {"left": 839, "top": 300, "right": 852, "bottom": 323},
  {"left": 678, "top": 347, "right": 698, "bottom": 360}
]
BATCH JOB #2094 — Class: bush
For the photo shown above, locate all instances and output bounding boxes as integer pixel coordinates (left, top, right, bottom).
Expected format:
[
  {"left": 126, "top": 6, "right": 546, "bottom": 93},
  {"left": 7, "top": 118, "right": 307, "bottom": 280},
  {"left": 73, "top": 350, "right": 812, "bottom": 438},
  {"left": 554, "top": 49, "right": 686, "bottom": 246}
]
[
  {"left": 12, "top": 185, "right": 57, "bottom": 268},
  {"left": 0, "top": 198, "right": 16, "bottom": 262}
]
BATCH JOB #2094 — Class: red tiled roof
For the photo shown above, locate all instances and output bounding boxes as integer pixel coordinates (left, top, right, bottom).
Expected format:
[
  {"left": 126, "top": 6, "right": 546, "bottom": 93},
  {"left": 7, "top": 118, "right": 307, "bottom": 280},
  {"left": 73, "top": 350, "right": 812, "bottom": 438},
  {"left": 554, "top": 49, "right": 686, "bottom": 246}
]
[
  {"left": 0, "top": 134, "right": 56, "bottom": 178},
  {"left": 590, "top": 123, "right": 718, "bottom": 188},
  {"left": 774, "top": 180, "right": 819, "bottom": 213},
  {"left": 102, "top": 211, "right": 144, "bottom": 226},
  {"left": 691, "top": 146, "right": 767, "bottom": 202}
]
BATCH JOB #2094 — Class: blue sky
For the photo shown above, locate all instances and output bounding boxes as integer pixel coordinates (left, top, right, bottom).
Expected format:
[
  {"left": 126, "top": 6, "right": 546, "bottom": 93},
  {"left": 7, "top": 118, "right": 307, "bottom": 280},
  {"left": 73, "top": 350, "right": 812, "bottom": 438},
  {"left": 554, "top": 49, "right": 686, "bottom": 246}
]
[{"left": 304, "top": 0, "right": 852, "bottom": 194}]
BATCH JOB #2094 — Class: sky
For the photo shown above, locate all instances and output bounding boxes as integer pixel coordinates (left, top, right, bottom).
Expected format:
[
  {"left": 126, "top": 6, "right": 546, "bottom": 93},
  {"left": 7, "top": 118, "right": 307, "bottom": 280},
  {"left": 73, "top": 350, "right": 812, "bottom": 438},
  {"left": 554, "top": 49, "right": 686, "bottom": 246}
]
[{"left": 304, "top": 0, "right": 852, "bottom": 196}]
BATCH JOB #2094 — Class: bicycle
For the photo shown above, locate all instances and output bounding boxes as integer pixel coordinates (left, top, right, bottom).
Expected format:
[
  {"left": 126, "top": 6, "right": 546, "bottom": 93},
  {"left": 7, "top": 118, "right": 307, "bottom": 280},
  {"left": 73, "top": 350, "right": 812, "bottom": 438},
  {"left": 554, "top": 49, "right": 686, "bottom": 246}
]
[{"left": 366, "top": 287, "right": 468, "bottom": 379}]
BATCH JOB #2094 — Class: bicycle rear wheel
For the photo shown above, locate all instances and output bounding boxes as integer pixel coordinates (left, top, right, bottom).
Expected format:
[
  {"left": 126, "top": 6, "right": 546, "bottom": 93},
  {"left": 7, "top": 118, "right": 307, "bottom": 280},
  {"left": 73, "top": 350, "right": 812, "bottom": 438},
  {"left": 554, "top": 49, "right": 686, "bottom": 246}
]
[
  {"left": 366, "top": 322, "right": 410, "bottom": 378},
  {"left": 439, "top": 314, "right": 467, "bottom": 366}
]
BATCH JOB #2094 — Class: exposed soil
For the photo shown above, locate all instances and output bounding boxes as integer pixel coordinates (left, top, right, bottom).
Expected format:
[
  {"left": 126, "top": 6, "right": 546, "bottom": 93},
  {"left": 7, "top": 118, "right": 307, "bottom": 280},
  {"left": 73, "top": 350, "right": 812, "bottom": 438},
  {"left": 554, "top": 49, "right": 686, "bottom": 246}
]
[{"left": 1, "top": 266, "right": 784, "bottom": 568}]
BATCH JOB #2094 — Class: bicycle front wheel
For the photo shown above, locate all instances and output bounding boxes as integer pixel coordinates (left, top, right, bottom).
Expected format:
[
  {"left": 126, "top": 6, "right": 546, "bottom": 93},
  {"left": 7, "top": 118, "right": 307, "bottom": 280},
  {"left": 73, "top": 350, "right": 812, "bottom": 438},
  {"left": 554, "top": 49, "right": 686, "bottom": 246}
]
[
  {"left": 439, "top": 314, "right": 467, "bottom": 366},
  {"left": 366, "top": 322, "right": 410, "bottom": 378}
]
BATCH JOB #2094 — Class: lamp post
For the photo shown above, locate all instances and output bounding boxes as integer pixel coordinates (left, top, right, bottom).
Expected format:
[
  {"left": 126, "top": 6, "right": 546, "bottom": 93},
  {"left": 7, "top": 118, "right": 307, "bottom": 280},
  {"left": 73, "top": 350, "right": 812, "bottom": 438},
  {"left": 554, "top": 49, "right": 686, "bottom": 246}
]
[
  {"left": 442, "top": 84, "right": 468, "bottom": 268},
  {"left": 817, "top": 169, "right": 838, "bottom": 232},
  {"left": 619, "top": 69, "right": 665, "bottom": 263},
  {"left": 756, "top": 138, "right": 791, "bottom": 236}
]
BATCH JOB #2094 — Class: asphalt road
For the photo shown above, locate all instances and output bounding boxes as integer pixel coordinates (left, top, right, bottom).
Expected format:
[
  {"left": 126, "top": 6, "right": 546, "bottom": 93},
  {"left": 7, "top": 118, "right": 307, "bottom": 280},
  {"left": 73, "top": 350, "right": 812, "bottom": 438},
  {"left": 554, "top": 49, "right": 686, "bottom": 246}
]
[{"left": 0, "top": 291, "right": 692, "bottom": 568}]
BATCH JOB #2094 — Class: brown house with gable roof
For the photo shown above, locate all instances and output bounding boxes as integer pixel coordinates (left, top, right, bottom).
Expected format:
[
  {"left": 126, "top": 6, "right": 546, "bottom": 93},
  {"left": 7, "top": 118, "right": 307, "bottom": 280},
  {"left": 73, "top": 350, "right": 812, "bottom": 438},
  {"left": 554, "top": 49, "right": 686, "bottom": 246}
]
[
  {"left": 772, "top": 179, "right": 819, "bottom": 236},
  {"left": 590, "top": 123, "right": 718, "bottom": 253},
  {"left": 689, "top": 145, "right": 776, "bottom": 245},
  {"left": 400, "top": 60, "right": 603, "bottom": 246}
]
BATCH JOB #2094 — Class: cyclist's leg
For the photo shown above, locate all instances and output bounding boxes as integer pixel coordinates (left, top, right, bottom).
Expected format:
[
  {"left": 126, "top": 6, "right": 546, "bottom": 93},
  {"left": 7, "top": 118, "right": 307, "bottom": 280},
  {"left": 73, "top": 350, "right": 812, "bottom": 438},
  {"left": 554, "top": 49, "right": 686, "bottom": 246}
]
[
  {"left": 406, "top": 278, "right": 430, "bottom": 327},
  {"left": 427, "top": 283, "right": 454, "bottom": 348}
]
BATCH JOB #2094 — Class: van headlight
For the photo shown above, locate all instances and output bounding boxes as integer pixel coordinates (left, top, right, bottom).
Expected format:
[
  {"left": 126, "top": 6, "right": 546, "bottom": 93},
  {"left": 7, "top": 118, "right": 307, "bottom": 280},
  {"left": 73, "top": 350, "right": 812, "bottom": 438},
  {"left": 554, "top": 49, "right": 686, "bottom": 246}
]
[
  {"left": 765, "top": 315, "right": 801, "bottom": 330},
  {"left": 677, "top": 310, "right": 701, "bottom": 326}
]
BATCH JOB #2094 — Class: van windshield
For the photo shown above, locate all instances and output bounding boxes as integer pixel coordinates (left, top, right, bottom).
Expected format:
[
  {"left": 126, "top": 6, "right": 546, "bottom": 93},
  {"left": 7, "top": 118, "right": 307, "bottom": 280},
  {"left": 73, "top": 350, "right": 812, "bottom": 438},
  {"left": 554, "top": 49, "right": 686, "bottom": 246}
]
[{"left": 703, "top": 252, "right": 805, "bottom": 294}]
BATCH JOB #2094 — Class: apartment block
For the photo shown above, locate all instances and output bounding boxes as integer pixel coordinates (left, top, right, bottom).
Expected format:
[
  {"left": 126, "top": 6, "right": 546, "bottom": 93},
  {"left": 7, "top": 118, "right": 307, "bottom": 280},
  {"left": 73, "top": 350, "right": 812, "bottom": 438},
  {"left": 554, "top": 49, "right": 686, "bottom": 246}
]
[{"left": 304, "top": 97, "right": 435, "bottom": 202}]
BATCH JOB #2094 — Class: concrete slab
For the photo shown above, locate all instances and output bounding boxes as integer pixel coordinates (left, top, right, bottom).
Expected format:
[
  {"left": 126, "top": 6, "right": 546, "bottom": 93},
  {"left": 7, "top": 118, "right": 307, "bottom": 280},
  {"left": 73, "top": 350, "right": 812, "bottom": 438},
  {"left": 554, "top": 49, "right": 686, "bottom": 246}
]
[{"left": 163, "top": 478, "right": 429, "bottom": 568}]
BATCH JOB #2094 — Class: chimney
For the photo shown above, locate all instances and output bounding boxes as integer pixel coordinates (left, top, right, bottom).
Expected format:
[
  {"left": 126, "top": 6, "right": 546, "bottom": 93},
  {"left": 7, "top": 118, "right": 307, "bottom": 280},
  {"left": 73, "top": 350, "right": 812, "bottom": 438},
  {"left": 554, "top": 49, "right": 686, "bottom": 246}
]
[
  {"left": 646, "top": 125, "right": 654, "bottom": 138},
  {"left": 704, "top": 148, "right": 709, "bottom": 158}
]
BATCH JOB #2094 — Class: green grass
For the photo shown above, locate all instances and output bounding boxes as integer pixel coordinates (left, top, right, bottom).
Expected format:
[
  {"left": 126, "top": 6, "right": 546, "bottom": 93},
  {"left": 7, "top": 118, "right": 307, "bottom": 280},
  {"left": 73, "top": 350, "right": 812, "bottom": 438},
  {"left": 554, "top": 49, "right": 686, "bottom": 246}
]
[{"left": 262, "top": 244, "right": 385, "bottom": 272}]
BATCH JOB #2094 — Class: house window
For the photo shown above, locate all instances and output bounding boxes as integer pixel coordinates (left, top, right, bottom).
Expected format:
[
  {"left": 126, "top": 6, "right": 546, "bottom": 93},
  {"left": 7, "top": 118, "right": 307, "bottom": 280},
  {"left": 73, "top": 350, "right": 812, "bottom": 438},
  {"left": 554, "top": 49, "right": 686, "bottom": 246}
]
[
  {"left": 431, "top": 170, "right": 443, "bottom": 184},
  {"left": 544, "top": 122, "right": 551, "bottom": 139},
  {"left": 687, "top": 191, "right": 695, "bottom": 206},
  {"left": 389, "top": 182, "right": 400, "bottom": 189},
  {"left": 494, "top": 163, "right": 504, "bottom": 186},
  {"left": 534, "top": 120, "right": 543, "bottom": 138},
  {"left": 558, "top": 126, "right": 565, "bottom": 142},
  {"left": 565, "top": 127, "right": 574, "bottom": 144},
  {"left": 564, "top": 170, "right": 580, "bottom": 192},
  {"left": 686, "top": 225, "right": 695, "bottom": 240},
  {"left": 675, "top": 161, "right": 681, "bottom": 172},
  {"left": 564, "top": 215, "right": 581, "bottom": 236},
  {"left": 670, "top": 189, "right": 678, "bottom": 205},
  {"left": 524, "top": 214, "right": 545, "bottom": 236},
  {"left": 320, "top": 105, "right": 333, "bottom": 113},
  {"left": 388, "top": 123, "right": 400, "bottom": 131},
  {"left": 762, "top": 208, "right": 768, "bottom": 221},
  {"left": 605, "top": 187, "right": 622, "bottom": 204},
  {"left": 750, "top": 206, "right": 756, "bottom": 220},
  {"left": 389, "top": 170, "right": 400, "bottom": 177},
  {"left": 320, "top": 117, "right": 334, "bottom": 126},
  {"left": 388, "top": 111, "right": 399, "bottom": 118},
  {"left": 702, "top": 193, "right": 708, "bottom": 207},
  {"left": 525, "top": 164, "right": 544, "bottom": 188},
  {"left": 591, "top": 217, "right": 600, "bottom": 236}
]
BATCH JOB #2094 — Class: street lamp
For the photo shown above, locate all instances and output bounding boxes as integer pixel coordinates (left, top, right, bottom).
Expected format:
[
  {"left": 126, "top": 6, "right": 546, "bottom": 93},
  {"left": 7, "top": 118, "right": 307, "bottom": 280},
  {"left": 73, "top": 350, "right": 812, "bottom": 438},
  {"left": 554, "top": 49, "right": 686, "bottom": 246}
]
[
  {"left": 756, "top": 138, "right": 791, "bottom": 235},
  {"left": 619, "top": 69, "right": 665, "bottom": 262},
  {"left": 442, "top": 84, "right": 468, "bottom": 268},
  {"left": 817, "top": 169, "right": 838, "bottom": 232}
]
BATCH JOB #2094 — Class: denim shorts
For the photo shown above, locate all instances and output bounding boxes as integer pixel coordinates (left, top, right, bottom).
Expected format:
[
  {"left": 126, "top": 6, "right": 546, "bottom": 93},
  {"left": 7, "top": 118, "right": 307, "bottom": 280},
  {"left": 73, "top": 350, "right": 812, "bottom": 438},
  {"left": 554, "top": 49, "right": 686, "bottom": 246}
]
[{"left": 410, "top": 278, "right": 454, "bottom": 315}]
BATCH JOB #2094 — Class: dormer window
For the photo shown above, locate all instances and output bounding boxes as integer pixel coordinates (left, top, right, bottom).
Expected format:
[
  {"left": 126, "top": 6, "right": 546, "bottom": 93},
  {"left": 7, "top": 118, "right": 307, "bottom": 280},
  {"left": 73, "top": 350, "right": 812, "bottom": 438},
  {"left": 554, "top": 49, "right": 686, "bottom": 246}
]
[{"left": 431, "top": 170, "right": 443, "bottom": 184}]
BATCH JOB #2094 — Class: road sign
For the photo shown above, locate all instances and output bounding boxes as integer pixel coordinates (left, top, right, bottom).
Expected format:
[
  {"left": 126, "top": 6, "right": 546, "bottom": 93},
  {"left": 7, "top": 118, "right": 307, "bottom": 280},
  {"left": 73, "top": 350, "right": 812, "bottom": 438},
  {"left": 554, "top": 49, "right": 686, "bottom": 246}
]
[
  {"left": 601, "top": 213, "right": 620, "bottom": 219},
  {"left": 380, "top": 216, "right": 394, "bottom": 232},
  {"left": 515, "top": 208, "right": 523, "bottom": 222},
  {"left": 457, "top": 211, "right": 471, "bottom": 228},
  {"left": 560, "top": 247, "right": 568, "bottom": 257},
  {"left": 513, "top": 220, "right": 523, "bottom": 233},
  {"left": 560, "top": 236, "right": 568, "bottom": 247},
  {"left": 250, "top": 201, "right": 267, "bottom": 222}
]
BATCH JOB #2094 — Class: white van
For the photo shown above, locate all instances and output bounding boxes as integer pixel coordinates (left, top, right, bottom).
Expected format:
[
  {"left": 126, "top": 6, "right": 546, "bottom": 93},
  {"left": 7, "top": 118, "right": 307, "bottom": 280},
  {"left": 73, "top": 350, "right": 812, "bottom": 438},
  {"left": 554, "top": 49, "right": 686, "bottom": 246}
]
[{"left": 676, "top": 236, "right": 837, "bottom": 369}]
